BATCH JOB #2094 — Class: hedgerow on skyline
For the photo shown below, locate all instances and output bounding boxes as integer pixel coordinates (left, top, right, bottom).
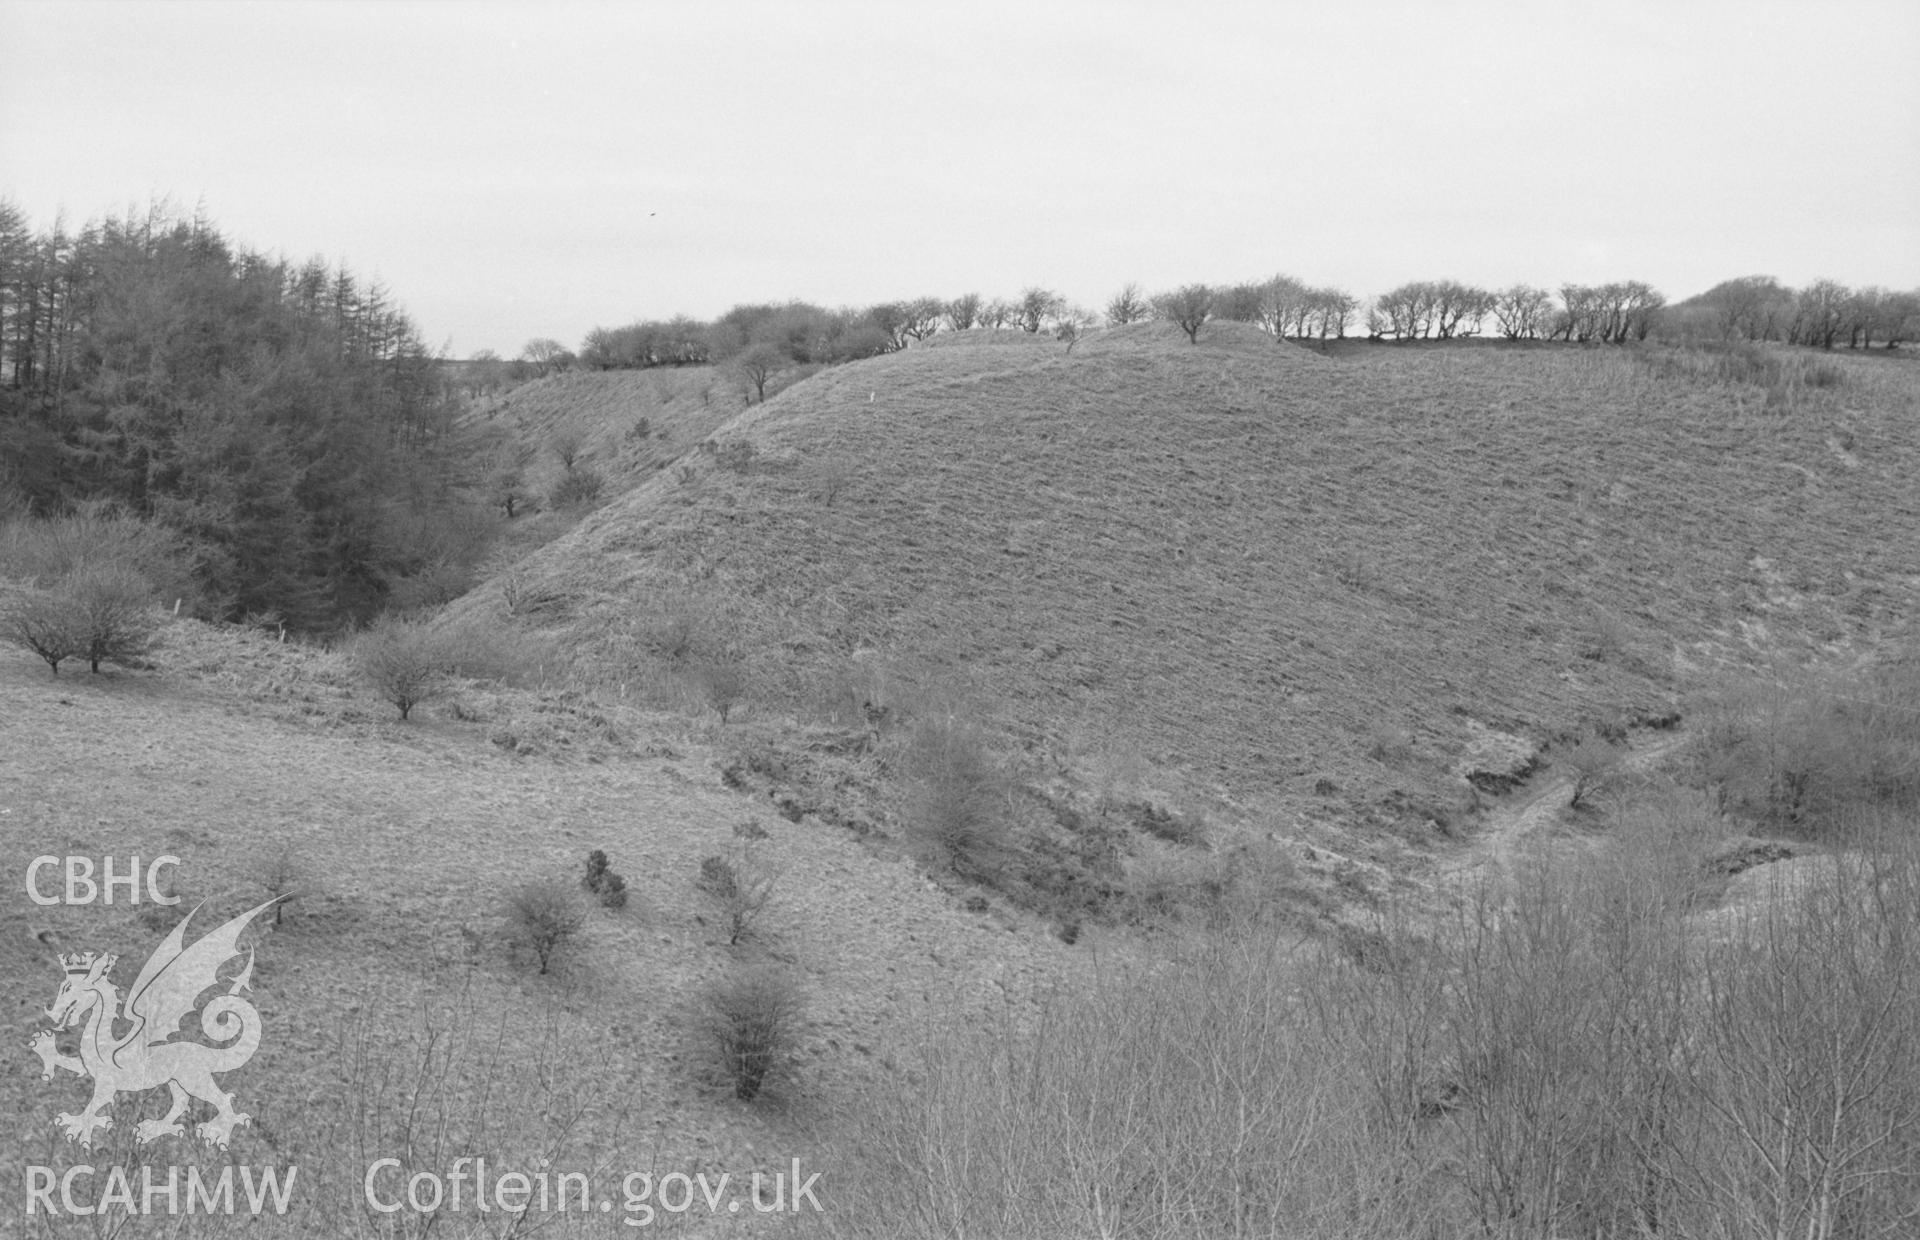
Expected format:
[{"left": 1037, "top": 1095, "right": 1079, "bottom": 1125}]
[{"left": 569, "top": 272, "right": 1920, "bottom": 377}]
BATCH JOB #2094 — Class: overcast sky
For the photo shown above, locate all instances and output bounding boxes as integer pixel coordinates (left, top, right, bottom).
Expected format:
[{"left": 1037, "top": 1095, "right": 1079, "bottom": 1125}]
[{"left": 3, "top": 0, "right": 1916, "bottom": 358}]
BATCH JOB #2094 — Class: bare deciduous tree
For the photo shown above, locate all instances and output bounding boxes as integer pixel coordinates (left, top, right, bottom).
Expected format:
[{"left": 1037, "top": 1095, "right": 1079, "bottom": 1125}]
[
  {"left": 1491, "top": 285, "right": 1557, "bottom": 340},
  {"left": 1699, "top": 275, "right": 1793, "bottom": 341},
  {"left": 900, "top": 297, "right": 944, "bottom": 344},
  {"left": 1556, "top": 284, "right": 1600, "bottom": 341},
  {"left": 1016, "top": 287, "right": 1063, "bottom": 334},
  {"left": 1211, "top": 282, "right": 1265, "bottom": 324},
  {"left": 1304, "top": 287, "right": 1358, "bottom": 340},
  {"left": 1054, "top": 305, "right": 1098, "bottom": 351},
  {"left": 865, "top": 301, "right": 911, "bottom": 352},
  {"left": 944, "top": 293, "right": 982, "bottom": 333},
  {"left": 520, "top": 338, "right": 569, "bottom": 374},
  {"left": 3, "top": 589, "right": 77, "bottom": 674},
  {"left": 1258, "top": 275, "right": 1310, "bottom": 338},
  {"left": 483, "top": 448, "right": 531, "bottom": 518},
  {"left": 1878, "top": 288, "right": 1919, "bottom": 348},
  {"left": 1374, "top": 283, "right": 1430, "bottom": 339},
  {"left": 732, "top": 341, "right": 787, "bottom": 403},
  {"left": 354, "top": 616, "right": 448, "bottom": 721},
  {"left": 1154, "top": 283, "right": 1215, "bottom": 344},
  {"left": 1792, "top": 278, "right": 1851, "bottom": 349},
  {"left": 1104, "top": 282, "right": 1150, "bottom": 326},
  {"left": 1429, "top": 281, "right": 1494, "bottom": 339}
]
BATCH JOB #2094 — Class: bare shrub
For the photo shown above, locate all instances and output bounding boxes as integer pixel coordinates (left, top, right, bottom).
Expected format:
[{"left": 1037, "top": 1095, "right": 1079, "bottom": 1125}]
[
  {"left": 829, "top": 924, "right": 1415, "bottom": 1238},
  {"left": 690, "top": 652, "right": 748, "bottom": 723},
  {"left": 548, "top": 465, "right": 605, "bottom": 509},
  {"left": 353, "top": 616, "right": 448, "bottom": 720},
  {"left": 1, "top": 564, "right": 156, "bottom": 675},
  {"left": 700, "top": 965, "right": 803, "bottom": 1102},
  {"left": 698, "top": 840, "right": 780, "bottom": 946},
  {"left": 1563, "top": 733, "right": 1623, "bottom": 808},
  {"left": 1693, "top": 658, "right": 1920, "bottom": 835},
  {"left": 1429, "top": 864, "right": 1697, "bottom": 1238},
  {"left": 0, "top": 503, "right": 195, "bottom": 604},
  {"left": 1677, "top": 844, "right": 1920, "bottom": 1234},
  {"left": 505, "top": 878, "right": 587, "bottom": 974},
  {"left": 65, "top": 563, "right": 157, "bottom": 672},
  {"left": 549, "top": 428, "right": 584, "bottom": 470},
  {"left": 486, "top": 458, "right": 531, "bottom": 519},
  {"left": 901, "top": 716, "right": 1012, "bottom": 881},
  {"left": 2, "top": 587, "right": 78, "bottom": 674},
  {"left": 341, "top": 988, "right": 613, "bottom": 1231},
  {"left": 623, "top": 589, "right": 739, "bottom": 667},
  {"left": 252, "top": 848, "right": 312, "bottom": 927},
  {"left": 499, "top": 569, "right": 529, "bottom": 617},
  {"left": 820, "top": 788, "right": 1920, "bottom": 1239}
]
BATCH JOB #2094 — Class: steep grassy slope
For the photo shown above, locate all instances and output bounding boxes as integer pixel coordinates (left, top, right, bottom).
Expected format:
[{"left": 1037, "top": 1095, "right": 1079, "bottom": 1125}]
[
  {"left": 472, "top": 365, "right": 747, "bottom": 495},
  {"left": 499, "top": 324, "right": 1920, "bottom": 837},
  {"left": 460, "top": 365, "right": 756, "bottom": 581}
]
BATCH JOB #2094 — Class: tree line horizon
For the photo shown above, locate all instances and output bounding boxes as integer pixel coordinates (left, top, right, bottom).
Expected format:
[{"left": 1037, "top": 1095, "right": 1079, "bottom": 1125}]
[{"left": 484, "top": 273, "right": 1920, "bottom": 388}]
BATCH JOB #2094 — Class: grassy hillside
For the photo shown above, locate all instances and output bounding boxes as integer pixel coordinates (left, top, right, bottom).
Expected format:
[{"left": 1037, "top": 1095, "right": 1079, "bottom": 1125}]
[
  {"left": 471, "top": 365, "right": 749, "bottom": 494},
  {"left": 0, "top": 618, "right": 1068, "bottom": 1233},
  {"left": 483, "top": 325, "right": 1920, "bottom": 853},
  {"left": 461, "top": 366, "right": 756, "bottom": 576}
]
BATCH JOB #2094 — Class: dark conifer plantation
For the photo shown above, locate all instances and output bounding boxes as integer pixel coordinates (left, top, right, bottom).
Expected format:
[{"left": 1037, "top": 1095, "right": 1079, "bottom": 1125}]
[{"left": 0, "top": 201, "right": 491, "bottom": 628}]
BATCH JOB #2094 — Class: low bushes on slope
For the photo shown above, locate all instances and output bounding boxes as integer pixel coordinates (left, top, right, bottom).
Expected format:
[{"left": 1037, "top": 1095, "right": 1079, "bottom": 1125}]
[
  {"left": 818, "top": 791, "right": 1920, "bottom": 1240},
  {"left": 1691, "top": 655, "right": 1920, "bottom": 836}
]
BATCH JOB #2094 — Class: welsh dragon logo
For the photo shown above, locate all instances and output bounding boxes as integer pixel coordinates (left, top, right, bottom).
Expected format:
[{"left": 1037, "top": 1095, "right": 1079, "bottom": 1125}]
[{"left": 27, "top": 899, "right": 277, "bottom": 1150}]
